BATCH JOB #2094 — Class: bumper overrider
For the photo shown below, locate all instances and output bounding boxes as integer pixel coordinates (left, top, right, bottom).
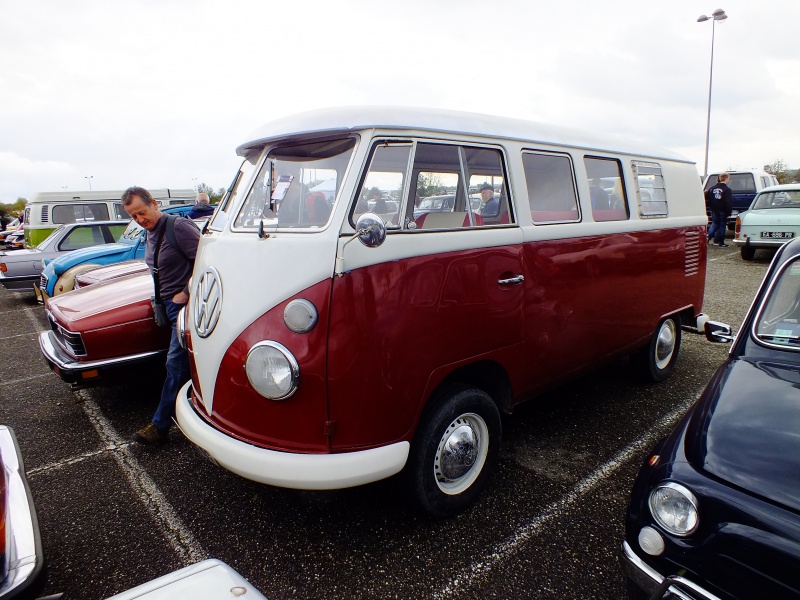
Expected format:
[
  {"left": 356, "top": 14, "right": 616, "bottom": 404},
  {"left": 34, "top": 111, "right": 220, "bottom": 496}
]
[
  {"left": 174, "top": 381, "right": 410, "bottom": 490},
  {"left": 621, "top": 541, "right": 723, "bottom": 600},
  {"left": 38, "top": 330, "right": 166, "bottom": 387}
]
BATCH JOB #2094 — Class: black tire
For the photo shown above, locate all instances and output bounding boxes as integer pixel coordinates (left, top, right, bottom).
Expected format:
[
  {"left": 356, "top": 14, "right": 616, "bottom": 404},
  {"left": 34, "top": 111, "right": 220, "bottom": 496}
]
[
  {"left": 631, "top": 316, "right": 682, "bottom": 382},
  {"left": 404, "top": 385, "right": 501, "bottom": 518},
  {"left": 740, "top": 246, "right": 756, "bottom": 261}
]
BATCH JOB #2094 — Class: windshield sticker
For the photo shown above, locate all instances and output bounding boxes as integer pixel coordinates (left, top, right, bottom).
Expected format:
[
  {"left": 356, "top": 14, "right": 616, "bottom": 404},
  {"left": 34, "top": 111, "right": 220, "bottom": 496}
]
[{"left": 271, "top": 175, "right": 294, "bottom": 202}]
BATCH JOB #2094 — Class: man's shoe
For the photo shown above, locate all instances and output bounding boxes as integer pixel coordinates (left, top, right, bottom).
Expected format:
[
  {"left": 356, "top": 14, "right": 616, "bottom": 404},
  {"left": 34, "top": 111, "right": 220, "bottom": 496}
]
[
  {"left": 133, "top": 423, "right": 169, "bottom": 445},
  {"left": 718, "top": 243, "right": 730, "bottom": 248}
]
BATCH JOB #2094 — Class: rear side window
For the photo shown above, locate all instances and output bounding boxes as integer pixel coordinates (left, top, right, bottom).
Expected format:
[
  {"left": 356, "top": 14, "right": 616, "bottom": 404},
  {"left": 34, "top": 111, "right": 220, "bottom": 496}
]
[
  {"left": 523, "top": 152, "right": 580, "bottom": 224},
  {"left": 632, "top": 161, "right": 668, "bottom": 218},
  {"left": 51, "top": 203, "right": 110, "bottom": 224},
  {"left": 583, "top": 157, "right": 629, "bottom": 222},
  {"left": 57, "top": 225, "right": 107, "bottom": 251}
]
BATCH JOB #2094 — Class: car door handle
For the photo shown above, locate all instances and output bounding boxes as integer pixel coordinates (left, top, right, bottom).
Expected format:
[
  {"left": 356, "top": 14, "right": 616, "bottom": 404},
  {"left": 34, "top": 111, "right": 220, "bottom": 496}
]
[{"left": 498, "top": 274, "right": 525, "bottom": 285}]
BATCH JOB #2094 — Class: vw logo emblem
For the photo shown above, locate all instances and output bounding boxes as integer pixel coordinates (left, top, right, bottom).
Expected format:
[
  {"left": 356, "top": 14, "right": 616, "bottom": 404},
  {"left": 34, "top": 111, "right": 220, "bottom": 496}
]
[{"left": 194, "top": 267, "right": 222, "bottom": 338}]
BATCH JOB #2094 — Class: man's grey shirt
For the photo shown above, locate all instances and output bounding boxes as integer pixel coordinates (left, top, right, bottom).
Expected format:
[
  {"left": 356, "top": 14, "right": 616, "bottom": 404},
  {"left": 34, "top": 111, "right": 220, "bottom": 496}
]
[{"left": 144, "top": 214, "right": 200, "bottom": 300}]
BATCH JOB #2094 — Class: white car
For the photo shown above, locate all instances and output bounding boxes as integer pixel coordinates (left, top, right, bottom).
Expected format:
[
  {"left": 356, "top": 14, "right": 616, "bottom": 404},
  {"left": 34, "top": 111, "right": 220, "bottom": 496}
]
[{"left": 733, "top": 184, "right": 800, "bottom": 260}]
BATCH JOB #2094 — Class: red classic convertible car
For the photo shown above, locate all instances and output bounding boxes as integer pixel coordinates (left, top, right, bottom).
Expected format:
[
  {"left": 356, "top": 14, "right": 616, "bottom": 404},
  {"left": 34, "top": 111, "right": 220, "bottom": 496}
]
[{"left": 39, "top": 267, "right": 169, "bottom": 387}]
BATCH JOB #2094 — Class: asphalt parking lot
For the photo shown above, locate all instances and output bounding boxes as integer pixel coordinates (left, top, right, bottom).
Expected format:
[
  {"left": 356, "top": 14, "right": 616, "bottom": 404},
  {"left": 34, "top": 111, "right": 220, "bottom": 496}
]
[{"left": 0, "top": 242, "right": 772, "bottom": 599}]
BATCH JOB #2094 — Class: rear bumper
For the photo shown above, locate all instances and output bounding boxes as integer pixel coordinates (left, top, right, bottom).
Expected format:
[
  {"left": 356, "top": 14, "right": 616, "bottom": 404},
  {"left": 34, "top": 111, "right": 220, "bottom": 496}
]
[
  {"left": 175, "top": 380, "right": 410, "bottom": 490},
  {"left": 733, "top": 237, "right": 793, "bottom": 249},
  {"left": 0, "top": 273, "right": 37, "bottom": 292},
  {"left": 39, "top": 330, "right": 165, "bottom": 387},
  {"left": 621, "top": 541, "right": 723, "bottom": 600},
  {"left": 0, "top": 425, "right": 47, "bottom": 600}
]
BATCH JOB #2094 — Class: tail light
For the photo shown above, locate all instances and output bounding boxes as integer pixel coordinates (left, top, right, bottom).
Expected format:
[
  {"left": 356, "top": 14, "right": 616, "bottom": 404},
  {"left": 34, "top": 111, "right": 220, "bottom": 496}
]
[{"left": 735, "top": 216, "right": 742, "bottom": 237}]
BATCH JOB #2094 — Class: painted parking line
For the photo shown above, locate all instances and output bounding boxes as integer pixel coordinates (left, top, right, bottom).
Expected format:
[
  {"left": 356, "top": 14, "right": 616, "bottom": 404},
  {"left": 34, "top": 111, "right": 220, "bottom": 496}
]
[
  {"left": 432, "top": 389, "right": 703, "bottom": 599},
  {"left": 75, "top": 389, "right": 206, "bottom": 565},
  {"left": 0, "top": 373, "right": 54, "bottom": 387},
  {"left": 0, "top": 332, "right": 39, "bottom": 342}
]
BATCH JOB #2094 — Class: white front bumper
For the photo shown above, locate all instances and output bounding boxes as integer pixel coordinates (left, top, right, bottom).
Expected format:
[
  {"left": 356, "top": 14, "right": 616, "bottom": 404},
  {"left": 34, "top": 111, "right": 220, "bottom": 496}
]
[{"left": 175, "top": 381, "right": 410, "bottom": 490}]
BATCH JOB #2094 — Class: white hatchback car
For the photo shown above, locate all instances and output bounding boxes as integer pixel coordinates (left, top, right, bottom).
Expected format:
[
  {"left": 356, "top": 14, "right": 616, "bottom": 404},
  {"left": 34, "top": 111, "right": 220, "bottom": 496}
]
[{"left": 734, "top": 184, "right": 800, "bottom": 260}]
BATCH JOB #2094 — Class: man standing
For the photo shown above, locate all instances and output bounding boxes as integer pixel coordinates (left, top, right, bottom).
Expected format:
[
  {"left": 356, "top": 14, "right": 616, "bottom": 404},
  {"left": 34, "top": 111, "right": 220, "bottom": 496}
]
[
  {"left": 122, "top": 186, "right": 201, "bottom": 444},
  {"left": 706, "top": 173, "right": 733, "bottom": 247},
  {"left": 187, "top": 191, "right": 215, "bottom": 219}
]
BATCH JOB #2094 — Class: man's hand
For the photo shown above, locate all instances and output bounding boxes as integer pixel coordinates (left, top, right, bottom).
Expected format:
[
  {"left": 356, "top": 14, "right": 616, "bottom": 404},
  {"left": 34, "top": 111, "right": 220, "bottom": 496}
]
[{"left": 172, "top": 291, "right": 189, "bottom": 305}]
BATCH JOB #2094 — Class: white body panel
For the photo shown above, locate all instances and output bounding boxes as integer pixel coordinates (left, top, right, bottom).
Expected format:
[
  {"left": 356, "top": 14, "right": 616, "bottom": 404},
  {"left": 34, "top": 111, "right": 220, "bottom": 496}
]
[
  {"left": 105, "top": 559, "right": 268, "bottom": 600},
  {"left": 189, "top": 231, "right": 337, "bottom": 414}
]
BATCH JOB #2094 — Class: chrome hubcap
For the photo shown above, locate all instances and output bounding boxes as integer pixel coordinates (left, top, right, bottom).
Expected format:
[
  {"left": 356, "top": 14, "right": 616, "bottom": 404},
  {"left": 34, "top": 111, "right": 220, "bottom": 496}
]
[
  {"left": 434, "top": 413, "right": 489, "bottom": 495},
  {"left": 655, "top": 320, "right": 676, "bottom": 370}
]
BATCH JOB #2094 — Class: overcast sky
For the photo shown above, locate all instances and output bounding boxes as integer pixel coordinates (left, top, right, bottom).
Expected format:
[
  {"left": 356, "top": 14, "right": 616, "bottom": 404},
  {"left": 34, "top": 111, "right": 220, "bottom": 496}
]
[{"left": 2, "top": 0, "right": 799, "bottom": 204}]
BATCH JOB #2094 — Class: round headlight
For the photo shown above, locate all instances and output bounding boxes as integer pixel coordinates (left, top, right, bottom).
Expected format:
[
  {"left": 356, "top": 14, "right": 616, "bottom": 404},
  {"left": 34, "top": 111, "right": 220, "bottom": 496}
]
[
  {"left": 284, "top": 299, "right": 318, "bottom": 333},
  {"left": 245, "top": 341, "right": 299, "bottom": 400},
  {"left": 648, "top": 482, "right": 699, "bottom": 536}
]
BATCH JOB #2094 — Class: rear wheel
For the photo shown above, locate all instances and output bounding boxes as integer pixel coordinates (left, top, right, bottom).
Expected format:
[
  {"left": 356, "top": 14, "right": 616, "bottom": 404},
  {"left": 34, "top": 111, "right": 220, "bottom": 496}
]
[
  {"left": 404, "top": 385, "right": 501, "bottom": 518},
  {"left": 631, "top": 316, "right": 682, "bottom": 382},
  {"left": 740, "top": 246, "right": 756, "bottom": 261}
]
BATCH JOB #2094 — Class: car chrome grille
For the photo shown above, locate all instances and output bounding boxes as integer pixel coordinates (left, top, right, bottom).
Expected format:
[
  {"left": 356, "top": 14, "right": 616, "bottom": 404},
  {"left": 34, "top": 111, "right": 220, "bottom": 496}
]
[
  {"left": 40, "top": 274, "right": 47, "bottom": 291},
  {"left": 47, "top": 312, "right": 86, "bottom": 356}
]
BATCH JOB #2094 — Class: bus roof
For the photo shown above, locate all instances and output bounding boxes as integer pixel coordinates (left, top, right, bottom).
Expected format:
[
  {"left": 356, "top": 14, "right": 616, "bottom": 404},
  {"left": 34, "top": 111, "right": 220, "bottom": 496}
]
[
  {"left": 237, "top": 106, "right": 692, "bottom": 164},
  {"left": 28, "top": 189, "right": 196, "bottom": 204}
]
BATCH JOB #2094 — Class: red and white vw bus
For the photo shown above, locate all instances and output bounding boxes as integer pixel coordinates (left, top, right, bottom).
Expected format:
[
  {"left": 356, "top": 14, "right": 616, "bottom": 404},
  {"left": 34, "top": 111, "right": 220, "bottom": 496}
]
[{"left": 175, "top": 107, "right": 707, "bottom": 517}]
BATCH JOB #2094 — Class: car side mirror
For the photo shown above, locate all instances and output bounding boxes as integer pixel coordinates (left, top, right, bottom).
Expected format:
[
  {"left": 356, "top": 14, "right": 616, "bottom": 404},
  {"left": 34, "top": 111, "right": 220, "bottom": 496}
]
[{"left": 705, "top": 321, "right": 734, "bottom": 344}]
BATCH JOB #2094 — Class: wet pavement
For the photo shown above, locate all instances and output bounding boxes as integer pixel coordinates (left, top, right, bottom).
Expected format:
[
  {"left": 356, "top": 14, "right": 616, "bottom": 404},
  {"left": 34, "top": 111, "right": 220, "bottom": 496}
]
[{"left": 0, "top": 242, "right": 771, "bottom": 599}]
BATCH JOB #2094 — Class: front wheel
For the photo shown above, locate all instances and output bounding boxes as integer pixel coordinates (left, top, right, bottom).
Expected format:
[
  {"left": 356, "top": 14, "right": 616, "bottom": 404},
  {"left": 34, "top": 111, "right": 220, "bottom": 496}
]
[
  {"left": 631, "top": 316, "right": 682, "bottom": 382},
  {"left": 404, "top": 385, "right": 501, "bottom": 518}
]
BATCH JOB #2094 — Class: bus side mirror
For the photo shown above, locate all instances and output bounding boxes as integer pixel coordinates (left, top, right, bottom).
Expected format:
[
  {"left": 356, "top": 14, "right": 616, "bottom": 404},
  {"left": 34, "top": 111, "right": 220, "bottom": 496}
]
[
  {"left": 705, "top": 321, "right": 734, "bottom": 343},
  {"left": 355, "top": 213, "right": 386, "bottom": 248}
]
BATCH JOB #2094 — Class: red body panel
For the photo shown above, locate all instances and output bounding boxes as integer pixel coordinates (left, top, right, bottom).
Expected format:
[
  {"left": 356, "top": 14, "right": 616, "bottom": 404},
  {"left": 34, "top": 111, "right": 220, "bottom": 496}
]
[
  {"left": 326, "top": 245, "right": 525, "bottom": 449},
  {"left": 198, "top": 279, "right": 333, "bottom": 453},
  {"left": 195, "top": 225, "right": 706, "bottom": 455},
  {"left": 46, "top": 272, "right": 170, "bottom": 361}
]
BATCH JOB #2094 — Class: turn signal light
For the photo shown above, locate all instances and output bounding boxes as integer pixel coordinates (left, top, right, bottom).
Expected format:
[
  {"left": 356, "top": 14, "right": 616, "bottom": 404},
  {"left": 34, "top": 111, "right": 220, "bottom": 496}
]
[{"left": 0, "top": 263, "right": 6, "bottom": 273}]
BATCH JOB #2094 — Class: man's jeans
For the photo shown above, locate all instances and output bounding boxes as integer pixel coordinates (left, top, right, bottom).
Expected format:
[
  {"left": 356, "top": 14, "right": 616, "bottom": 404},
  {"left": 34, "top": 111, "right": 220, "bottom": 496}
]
[
  {"left": 708, "top": 211, "right": 728, "bottom": 245},
  {"left": 152, "top": 299, "right": 189, "bottom": 431}
]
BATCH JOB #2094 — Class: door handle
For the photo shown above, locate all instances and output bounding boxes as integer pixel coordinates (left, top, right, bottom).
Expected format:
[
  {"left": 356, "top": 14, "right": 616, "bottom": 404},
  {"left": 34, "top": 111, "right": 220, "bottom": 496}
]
[{"left": 498, "top": 274, "right": 525, "bottom": 285}]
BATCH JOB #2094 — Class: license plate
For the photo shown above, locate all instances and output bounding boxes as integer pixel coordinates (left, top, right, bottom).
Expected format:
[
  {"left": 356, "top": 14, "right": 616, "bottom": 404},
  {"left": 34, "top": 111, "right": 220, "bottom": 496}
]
[{"left": 760, "top": 231, "right": 794, "bottom": 239}]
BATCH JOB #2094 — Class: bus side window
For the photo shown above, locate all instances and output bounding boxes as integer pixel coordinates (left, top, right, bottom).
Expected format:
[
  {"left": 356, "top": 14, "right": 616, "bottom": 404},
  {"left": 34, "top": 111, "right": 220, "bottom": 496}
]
[{"left": 523, "top": 152, "right": 580, "bottom": 224}]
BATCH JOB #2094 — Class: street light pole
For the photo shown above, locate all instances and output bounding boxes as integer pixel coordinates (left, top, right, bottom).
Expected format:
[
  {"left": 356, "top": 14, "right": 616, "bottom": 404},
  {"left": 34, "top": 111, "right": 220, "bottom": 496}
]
[
  {"left": 85, "top": 175, "right": 94, "bottom": 190},
  {"left": 698, "top": 8, "right": 727, "bottom": 180}
]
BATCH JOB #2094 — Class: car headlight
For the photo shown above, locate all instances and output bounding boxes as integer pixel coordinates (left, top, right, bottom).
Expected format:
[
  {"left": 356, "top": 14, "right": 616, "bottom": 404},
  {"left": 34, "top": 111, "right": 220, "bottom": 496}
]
[
  {"left": 245, "top": 341, "right": 299, "bottom": 400},
  {"left": 648, "top": 482, "right": 699, "bottom": 536}
]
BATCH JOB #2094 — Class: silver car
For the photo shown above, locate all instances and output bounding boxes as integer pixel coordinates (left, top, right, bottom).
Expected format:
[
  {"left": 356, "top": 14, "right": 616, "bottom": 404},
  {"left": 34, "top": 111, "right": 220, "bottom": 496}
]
[{"left": 0, "top": 220, "right": 128, "bottom": 292}]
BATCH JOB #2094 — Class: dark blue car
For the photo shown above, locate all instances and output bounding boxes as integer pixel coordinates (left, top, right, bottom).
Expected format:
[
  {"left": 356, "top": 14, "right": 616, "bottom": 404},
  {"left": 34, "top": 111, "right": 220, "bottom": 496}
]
[
  {"left": 35, "top": 204, "right": 202, "bottom": 302},
  {"left": 622, "top": 237, "right": 800, "bottom": 599}
]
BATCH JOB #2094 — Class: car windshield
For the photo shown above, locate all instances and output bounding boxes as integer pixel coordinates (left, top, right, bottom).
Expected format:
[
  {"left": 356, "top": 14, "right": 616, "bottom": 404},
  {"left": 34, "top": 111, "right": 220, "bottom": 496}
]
[
  {"left": 36, "top": 225, "right": 67, "bottom": 250},
  {"left": 751, "top": 190, "right": 800, "bottom": 211},
  {"left": 121, "top": 220, "right": 145, "bottom": 241},
  {"left": 754, "top": 257, "right": 800, "bottom": 349},
  {"left": 234, "top": 137, "right": 356, "bottom": 231}
]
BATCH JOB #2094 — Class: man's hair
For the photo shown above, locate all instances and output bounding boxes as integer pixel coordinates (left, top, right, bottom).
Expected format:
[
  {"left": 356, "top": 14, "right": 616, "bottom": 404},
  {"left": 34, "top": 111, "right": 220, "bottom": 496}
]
[
  {"left": 718, "top": 173, "right": 730, "bottom": 182},
  {"left": 121, "top": 186, "right": 155, "bottom": 206},
  {"left": 196, "top": 192, "right": 210, "bottom": 204}
]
